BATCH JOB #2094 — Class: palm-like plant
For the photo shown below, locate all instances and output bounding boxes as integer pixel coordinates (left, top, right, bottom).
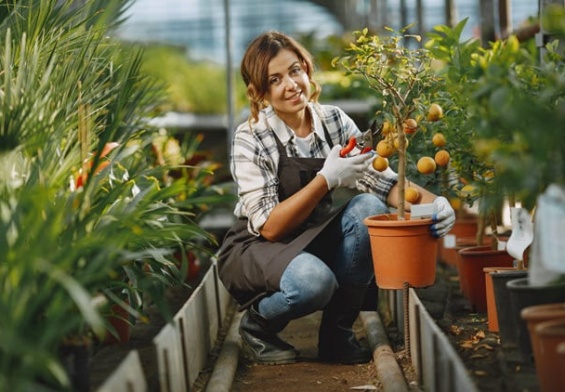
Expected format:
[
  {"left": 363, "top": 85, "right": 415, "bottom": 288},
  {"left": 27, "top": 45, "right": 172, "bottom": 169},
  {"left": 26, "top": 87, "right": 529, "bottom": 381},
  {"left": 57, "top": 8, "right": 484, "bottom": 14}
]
[{"left": 0, "top": 1, "right": 230, "bottom": 390}]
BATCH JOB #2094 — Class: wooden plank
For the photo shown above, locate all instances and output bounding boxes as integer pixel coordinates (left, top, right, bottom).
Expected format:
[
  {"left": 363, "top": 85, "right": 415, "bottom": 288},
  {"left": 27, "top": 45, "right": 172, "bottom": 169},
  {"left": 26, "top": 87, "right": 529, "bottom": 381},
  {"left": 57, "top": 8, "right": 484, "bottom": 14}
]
[
  {"left": 173, "top": 257, "right": 235, "bottom": 391},
  {"left": 96, "top": 351, "right": 147, "bottom": 392},
  {"left": 410, "top": 290, "right": 479, "bottom": 392},
  {"left": 408, "top": 289, "right": 422, "bottom": 383},
  {"left": 183, "top": 283, "right": 211, "bottom": 389},
  {"left": 213, "top": 261, "right": 233, "bottom": 325},
  {"left": 153, "top": 322, "right": 186, "bottom": 392},
  {"left": 203, "top": 265, "right": 220, "bottom": 347}
]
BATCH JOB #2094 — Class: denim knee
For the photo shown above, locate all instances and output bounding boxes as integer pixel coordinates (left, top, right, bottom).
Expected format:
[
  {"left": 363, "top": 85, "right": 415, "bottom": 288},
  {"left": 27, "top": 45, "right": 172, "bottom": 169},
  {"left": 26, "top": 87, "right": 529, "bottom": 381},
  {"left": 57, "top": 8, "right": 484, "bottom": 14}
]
[
  {"left": 281, "top": 253, "right": 338, "bottom": 312},
  {"left": 346, "top": 193, "right": 389, "bottom": 221}
]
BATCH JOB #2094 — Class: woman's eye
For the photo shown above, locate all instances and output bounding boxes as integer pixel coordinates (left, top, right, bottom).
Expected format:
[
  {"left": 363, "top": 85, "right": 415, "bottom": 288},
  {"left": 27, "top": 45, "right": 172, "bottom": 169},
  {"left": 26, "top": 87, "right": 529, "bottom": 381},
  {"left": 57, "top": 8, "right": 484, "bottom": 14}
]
[
  {"left": 270, "top": 77, "right": 281, "bottom": 85},
  {"left": 291, "top": 67, "right": 302, "bottom": 75}
]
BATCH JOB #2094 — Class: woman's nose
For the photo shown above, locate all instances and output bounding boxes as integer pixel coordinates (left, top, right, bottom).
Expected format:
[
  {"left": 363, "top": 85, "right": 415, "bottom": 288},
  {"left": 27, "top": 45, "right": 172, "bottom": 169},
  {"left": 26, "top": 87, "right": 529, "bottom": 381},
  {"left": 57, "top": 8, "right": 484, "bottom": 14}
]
[{"left": 283, "top": 76, "right": 298, "bottom": 89}]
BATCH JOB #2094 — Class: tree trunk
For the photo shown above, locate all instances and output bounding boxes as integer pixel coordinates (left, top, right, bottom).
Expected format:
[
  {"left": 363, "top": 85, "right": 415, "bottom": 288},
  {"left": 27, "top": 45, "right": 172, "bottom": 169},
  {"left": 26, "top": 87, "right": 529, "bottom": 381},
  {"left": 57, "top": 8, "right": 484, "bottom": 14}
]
[
  {"left": 479, "top": 0, "right": 496, "bottom": 46},
  {"left": 498, "top": 0, "right": 511, "bottom": 39},
  {"left": 444, "top": 0, "right": 458, "bottom": 28}
]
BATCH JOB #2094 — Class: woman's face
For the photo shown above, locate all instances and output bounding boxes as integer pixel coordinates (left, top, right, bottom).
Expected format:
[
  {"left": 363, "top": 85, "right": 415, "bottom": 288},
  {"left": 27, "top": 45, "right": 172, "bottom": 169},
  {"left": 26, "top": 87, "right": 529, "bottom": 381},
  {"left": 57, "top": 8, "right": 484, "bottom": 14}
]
[{"left": 264, "top": 49, "right": 310, "bottom": 118}]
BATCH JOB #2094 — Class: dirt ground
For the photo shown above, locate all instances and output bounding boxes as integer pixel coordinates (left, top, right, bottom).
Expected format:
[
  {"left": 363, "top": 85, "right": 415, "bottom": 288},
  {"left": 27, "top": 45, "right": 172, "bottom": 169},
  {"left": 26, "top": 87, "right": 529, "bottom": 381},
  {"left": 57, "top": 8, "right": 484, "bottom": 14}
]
[{"left": 229, "top": 312, "right": 384, "bottom": 392}]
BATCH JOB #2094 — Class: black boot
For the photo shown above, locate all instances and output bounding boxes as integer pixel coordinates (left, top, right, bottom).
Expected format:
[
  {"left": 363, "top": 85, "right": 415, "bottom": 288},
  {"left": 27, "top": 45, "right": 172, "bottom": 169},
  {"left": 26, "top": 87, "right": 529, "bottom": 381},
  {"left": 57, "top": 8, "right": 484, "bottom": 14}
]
[
  {"left": 239, "top": 304, "right": 298, "bottom": 365},
  {"left": 318, "top": 284, "right": 372, "bottom": 364}
]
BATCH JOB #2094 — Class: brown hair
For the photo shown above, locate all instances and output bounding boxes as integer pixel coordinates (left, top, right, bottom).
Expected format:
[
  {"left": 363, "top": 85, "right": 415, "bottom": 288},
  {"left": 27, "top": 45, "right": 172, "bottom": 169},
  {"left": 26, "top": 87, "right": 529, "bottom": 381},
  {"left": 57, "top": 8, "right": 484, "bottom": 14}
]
[{"left": 240, "top": 31, "right": 321, "bottom": 123}]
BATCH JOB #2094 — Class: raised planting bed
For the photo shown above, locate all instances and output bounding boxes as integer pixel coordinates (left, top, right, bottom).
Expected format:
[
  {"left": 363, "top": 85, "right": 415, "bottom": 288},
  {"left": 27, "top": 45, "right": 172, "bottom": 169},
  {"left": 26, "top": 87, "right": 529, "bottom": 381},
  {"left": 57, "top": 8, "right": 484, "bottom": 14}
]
[
  {"left": 383, "top": 263, "right": 541, "bottom": 392},
  {"left": 89, "top": 259, "right": 234, "bottom": 392}
]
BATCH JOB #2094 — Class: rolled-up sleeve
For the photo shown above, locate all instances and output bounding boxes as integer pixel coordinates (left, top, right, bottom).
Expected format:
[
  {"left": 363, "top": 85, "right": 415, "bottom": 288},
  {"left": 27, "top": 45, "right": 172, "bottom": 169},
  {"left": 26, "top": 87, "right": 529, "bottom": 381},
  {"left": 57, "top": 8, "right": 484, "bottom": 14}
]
[
  {"left": 358, "top": 166, "right": 398, "bottom": 202},
  {"left": 231, "top": 125, "right": 279, "bottom": 236}
]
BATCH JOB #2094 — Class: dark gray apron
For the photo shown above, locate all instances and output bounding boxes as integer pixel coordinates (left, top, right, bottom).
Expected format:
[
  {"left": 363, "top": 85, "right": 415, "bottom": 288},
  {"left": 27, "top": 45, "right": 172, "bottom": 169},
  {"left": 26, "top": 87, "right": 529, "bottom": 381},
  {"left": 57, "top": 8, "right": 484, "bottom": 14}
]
[{"left": 217, "top": 128, "right": 352, "bottom": 309}]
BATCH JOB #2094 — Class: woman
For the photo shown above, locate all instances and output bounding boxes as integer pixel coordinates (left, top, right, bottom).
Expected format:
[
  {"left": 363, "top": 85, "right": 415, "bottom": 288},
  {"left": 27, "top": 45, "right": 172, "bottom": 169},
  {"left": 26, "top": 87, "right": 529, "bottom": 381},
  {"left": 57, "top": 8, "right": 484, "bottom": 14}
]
[{"left": 217, "top": 31, "right": 455, "bottom": 365}]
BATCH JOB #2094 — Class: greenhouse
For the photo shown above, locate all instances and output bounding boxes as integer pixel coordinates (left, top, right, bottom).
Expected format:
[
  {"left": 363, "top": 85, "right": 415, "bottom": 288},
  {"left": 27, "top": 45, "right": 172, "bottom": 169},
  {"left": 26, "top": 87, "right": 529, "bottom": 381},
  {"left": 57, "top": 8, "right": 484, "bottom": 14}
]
[{"left": 1, "top": 1, "right": 564, "bottom": 391}]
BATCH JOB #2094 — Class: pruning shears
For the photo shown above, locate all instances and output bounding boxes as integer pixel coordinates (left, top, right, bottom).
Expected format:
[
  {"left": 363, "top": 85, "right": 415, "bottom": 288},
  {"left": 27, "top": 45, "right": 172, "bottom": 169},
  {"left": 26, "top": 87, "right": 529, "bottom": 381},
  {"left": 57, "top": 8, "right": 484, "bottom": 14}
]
[{"left": 339, "top": 120, "right": 380, "bottom": 158}]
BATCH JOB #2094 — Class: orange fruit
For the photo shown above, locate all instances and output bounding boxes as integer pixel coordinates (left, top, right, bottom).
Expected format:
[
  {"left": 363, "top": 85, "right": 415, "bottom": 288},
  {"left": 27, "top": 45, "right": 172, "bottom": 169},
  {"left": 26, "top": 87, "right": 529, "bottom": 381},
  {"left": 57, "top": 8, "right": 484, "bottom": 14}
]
[
  {"left": 417, "top": 156, "right": 437, "bottom": 174},
  {"left": 428, "top": 103, "right": 443, "bottom": 122},
  {"left": 403, "top": 118, "right": 418, "bottom": 134},
  {"left": 449, "top": 197, "right": 462, "bottom": 211},
  {"left": 382, "top": 121, "right": 393, "bottom": 135},
  {"left": 405, "top": 187, "right": 420, "bottom": 203},
  {"left": 432, "top": 133, "right": 446, "bottom": 147},
  {"left": 434, "top": 150, "right": 451, "bottom": 166},
  {"left": 376, "top": 140, "right": 394, "bottom": 158},
  {"left": 393, "top": 137, "right": 409, "bottom": 150},
  {"left": 372, "top": 156, "right": 389, "bottom": 172},
  {"left": 460, "top": 184, "right": 478, "bottom": 199}
]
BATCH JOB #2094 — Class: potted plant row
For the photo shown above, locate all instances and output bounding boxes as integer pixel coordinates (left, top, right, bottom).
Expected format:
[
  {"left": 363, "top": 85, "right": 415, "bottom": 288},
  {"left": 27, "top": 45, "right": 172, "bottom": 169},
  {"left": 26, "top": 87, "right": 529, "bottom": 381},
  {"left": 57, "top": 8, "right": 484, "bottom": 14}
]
[{"left": 425, "top": 5, "right": 565, "bottom": 389}]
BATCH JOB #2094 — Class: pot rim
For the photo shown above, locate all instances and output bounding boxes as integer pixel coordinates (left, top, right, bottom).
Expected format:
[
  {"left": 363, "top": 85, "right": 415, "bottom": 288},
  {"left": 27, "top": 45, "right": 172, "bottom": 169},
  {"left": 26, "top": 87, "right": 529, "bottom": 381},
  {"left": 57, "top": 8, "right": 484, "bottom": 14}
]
[
  {"left": 364, "top": 213, "right": 433, "bottom": 228},
  {"left": 459, "top": 245, "right": 508, "bottom": 256},
  {"left": 506, "top": 276, "right": 565, "bottom": 291}
]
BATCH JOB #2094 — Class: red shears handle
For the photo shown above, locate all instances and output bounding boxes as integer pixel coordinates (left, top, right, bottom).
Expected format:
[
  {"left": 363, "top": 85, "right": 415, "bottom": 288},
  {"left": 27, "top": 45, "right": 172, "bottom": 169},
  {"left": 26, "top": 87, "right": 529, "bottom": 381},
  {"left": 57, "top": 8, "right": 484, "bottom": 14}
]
[
  {"left": 340, "top": 137, "right": 357, "bottom": 157},
  {"left": 340, "top": 137, "right": 373, "bottom": 157}
]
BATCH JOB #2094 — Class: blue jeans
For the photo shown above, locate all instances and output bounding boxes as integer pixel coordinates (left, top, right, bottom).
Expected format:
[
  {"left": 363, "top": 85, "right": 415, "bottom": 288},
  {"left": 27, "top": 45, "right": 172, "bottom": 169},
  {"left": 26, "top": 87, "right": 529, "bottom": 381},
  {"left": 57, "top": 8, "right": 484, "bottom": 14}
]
[{"left": 258, "top": 193, "right": 389, "bottom": 322}]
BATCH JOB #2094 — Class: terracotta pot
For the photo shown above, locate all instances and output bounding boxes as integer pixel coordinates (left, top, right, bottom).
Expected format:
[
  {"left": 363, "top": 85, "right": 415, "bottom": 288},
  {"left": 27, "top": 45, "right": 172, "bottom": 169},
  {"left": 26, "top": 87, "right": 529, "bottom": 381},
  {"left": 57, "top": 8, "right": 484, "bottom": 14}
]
[
  {"left": 558, "top": 341, "right": 565, "bottom": 379},
  {"left": 521, "top": 303, "right": 565, "bottom": 371},
  {"left": 507, "top": 278, "right": 565, "bottom": 364},
  {"left": 104, "top": 303, "right": 131, "bottom": 344},
  {"left": 484, "top": 266, "right": 521, "bottom": 332},
  {"left": 443, "top": 236, "right": 478, "bottom": 270},
  {"left": 364, "top": 213, "right": 438, "bottom": 289},
  {"left": 532, "top": 318, "right": 565, "bottom": 392},
  {"left": 438, "top": 218, "right": 479, "bottom": 266},
  {"left": 174, "top": 250, "right": 201, "bottom": 282},
  {"left": 457, "top": 245, "right": 514, "bottom": 313}
]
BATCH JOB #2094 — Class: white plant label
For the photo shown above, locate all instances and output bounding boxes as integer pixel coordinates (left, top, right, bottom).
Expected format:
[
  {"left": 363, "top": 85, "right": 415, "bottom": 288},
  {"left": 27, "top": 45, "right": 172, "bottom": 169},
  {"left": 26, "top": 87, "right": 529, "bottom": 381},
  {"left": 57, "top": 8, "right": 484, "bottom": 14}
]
[{"left": 537, "top": 184, "right": 565, "bottom": 272}]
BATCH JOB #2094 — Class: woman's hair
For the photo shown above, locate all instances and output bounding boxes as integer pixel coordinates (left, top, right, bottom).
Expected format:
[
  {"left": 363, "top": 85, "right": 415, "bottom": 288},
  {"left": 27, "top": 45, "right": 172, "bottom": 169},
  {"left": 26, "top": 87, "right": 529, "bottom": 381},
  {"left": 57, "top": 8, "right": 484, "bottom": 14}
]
[{"left": 240, "top": 31, "right": 321, "bottom": 123}]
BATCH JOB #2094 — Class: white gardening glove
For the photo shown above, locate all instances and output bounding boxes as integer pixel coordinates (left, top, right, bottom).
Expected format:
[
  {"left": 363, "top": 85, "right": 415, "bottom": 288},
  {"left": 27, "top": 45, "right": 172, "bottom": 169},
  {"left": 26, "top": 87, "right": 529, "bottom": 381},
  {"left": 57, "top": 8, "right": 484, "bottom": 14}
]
[
  {"left": 318, "top": 144, "right": 373, "bottom": 190},
  {"left": 431, "top": 196, "right": 456, "bottom": 238}
]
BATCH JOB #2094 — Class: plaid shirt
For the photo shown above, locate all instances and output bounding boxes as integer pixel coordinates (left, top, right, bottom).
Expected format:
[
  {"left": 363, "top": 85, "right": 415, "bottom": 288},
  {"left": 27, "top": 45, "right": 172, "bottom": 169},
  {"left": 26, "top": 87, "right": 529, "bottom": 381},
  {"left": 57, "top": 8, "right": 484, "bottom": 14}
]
[{"left": 231, "top": 103, "right": 398, "bottom": 235}]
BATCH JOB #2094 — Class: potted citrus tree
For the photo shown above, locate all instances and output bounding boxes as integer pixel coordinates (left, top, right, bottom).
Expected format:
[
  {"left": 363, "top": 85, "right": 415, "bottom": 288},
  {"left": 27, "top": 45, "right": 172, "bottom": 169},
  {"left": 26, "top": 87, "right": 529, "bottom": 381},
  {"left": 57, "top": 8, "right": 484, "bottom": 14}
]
[{"left": 334, "top": 26, "right": 454, "bottom": 289}]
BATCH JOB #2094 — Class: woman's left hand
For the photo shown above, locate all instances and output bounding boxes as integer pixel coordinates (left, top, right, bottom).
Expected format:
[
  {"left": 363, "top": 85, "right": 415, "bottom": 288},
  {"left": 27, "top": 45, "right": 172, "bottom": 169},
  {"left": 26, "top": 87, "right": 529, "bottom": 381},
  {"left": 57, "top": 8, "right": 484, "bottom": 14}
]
[{"left": 431, "top": 197, "right": 455, "bottom": 238}]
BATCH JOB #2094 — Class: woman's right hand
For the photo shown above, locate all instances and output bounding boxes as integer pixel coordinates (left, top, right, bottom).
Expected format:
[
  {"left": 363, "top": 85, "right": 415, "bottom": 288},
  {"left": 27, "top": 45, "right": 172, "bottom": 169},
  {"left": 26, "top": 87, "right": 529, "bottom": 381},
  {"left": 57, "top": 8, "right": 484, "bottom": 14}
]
[{"left": 317, "top": 145, "right": 373, "bottom": 190}]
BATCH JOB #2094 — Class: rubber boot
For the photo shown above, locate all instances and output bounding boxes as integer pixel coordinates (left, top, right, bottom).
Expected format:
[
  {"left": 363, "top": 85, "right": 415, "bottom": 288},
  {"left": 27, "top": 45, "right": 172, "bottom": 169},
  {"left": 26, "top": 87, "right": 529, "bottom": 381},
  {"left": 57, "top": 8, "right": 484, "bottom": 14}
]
[
  {"left": 239, "top": 304, "right": 299, "bottom": 365},
  {"left": 317, "top": 284, "right": 372, "bottom": 364}
]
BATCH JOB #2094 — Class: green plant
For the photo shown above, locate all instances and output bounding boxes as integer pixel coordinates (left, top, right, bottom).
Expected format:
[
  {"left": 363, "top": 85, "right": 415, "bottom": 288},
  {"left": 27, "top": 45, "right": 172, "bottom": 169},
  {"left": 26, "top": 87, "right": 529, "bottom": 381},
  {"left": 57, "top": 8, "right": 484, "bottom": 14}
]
[
  {"left": 424, "top": 19, "right": 538, "bottom": 247},
  {"left": 334, "top": 26, "right": 453, "bottom": 219},
  {"left": 138, "top": 43, "right": 248, "bottom": 114},
  {"left": 0, "top": 0, "right": 231, "bottom": 389},
  {"left": 465, "top": 6, "right": 565, "bottom": 279}
]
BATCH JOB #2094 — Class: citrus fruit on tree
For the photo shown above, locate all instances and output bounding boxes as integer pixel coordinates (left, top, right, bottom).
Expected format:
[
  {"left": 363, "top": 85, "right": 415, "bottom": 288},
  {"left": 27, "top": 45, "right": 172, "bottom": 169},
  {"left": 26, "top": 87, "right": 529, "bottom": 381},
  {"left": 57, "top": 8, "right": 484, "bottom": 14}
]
[
  {"left": 434, "top": 150, "right": 450, "bottom": 166},
  {"left": 403, "top": 118, "right": 418, "bottom": 134},
  {"left": 382, "top": 120, "right": 393, "bottom": 135},
  {"left": 372, "top": 156, "right": 389, "bottom": 172},
  {"left": 376, "top": 140, "right": 394, "bottom": 158},
  {"left": 417, "top": 156, "right": 437, "bottom": 174},
  {"left": 428, "top": 103, "right": 443, "bottom": 122},
  {"left": 432, "top": 133, "right": 446, "bottom": 147},
  {"left": 449, "top": 197, "right": 462, "bottom": 211},
  {"left": 393, "top": 137, "right": 408, "bottom": 150},
  {"left": 459, "top": 184, "right": 478, "bottom": 199},
  {"left": 405, "top": 186, "right": 420, "bottom": 203}
]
